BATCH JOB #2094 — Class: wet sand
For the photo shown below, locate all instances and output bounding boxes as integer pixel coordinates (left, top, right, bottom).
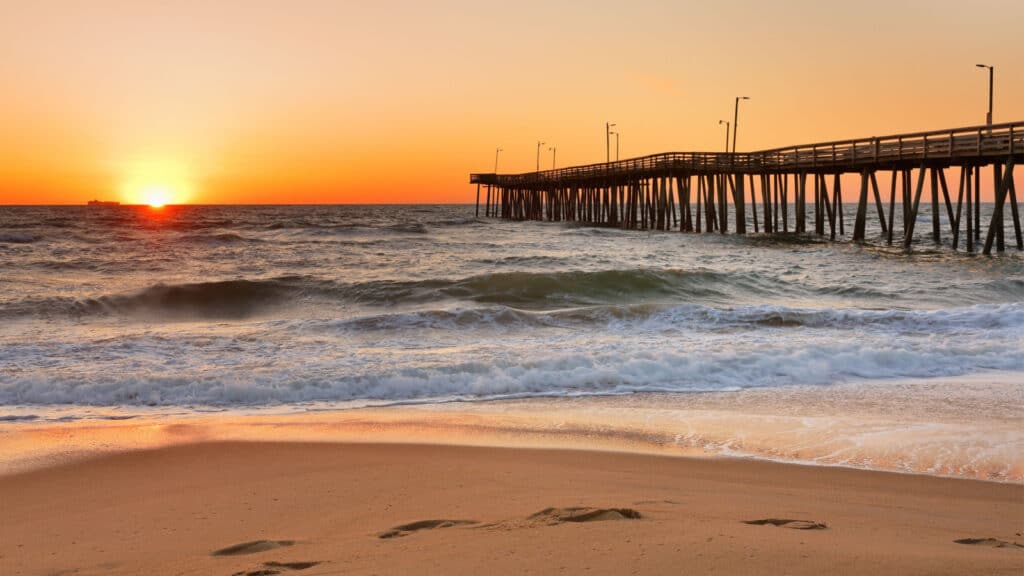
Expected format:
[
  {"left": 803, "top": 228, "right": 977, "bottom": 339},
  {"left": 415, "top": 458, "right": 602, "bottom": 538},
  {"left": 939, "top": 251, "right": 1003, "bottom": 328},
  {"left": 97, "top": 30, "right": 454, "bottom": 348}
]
[{"left": 1, "top": 441, "right": 1021, "bottom": 575}]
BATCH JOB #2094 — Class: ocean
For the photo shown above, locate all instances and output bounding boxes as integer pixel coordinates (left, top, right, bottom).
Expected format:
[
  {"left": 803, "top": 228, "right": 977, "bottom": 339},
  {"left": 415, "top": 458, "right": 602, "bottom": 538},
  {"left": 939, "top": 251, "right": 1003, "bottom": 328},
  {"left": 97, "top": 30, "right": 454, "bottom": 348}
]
[{"left": 1, "top": 204, "right": 1022, "bottom": 479}]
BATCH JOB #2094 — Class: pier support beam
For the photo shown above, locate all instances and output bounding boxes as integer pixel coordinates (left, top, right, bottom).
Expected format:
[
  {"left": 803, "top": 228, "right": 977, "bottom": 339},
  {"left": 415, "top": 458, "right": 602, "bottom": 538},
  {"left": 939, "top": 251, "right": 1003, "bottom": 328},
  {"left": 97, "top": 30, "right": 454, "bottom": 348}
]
[
  {"left": 853, "top": 170, "right": 869, "bottom": 242},
  {"left": 983, "top": 159, "right": 1016, "bottom": 255},
  {"left": 903, "top": 166, "right": 927, "bottom": 249},
  {"left": 734, "top": 174, "right": 746, "bottom": 234}
]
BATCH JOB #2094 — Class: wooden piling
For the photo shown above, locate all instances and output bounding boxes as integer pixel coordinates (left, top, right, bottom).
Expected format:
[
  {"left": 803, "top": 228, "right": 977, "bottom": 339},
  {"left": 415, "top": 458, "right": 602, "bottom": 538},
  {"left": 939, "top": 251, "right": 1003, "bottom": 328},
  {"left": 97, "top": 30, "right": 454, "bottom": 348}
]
[
  {"left": 983, "top": 160, "right": 1015, "bottom": 255},
  {"left": 904, "top": 166, "right": 927, "bottom": 249},
  {"left": 887, "top": 170, "right": 897, "bottom": 246},
  {"left": 734, "top": 173, "right": 746, "bottom": 234},
  {"left": 1009, "top": 176, "right": 1023, "bottom": 250},
  {"left": 965, "top": 166, "right": 974, "bottom": 252},
  {"left": 853, "top": 169, "right": 869, "bottom": 241}
]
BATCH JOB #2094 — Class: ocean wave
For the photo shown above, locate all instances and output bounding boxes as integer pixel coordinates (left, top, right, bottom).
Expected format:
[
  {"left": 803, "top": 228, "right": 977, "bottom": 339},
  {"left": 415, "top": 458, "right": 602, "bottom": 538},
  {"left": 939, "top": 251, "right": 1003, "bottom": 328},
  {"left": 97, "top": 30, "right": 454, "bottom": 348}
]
[
  {"left": 179, "top": 232, "right": 260, "bottom": 244},
  {"left": 297, "top": 302, "right": 1024, "bottom": 334},
  {"left": 4, "top": 265, "right": 1024, "bottom": 321},
  {"left": 1, "top": 277, "right": 313, "bottom": 320},
  {"left": 0, "top": 233, "right": 38, "bottom": 244},
  {"left": 1, "top": 337, "right": 1021, "bottom": 407}
]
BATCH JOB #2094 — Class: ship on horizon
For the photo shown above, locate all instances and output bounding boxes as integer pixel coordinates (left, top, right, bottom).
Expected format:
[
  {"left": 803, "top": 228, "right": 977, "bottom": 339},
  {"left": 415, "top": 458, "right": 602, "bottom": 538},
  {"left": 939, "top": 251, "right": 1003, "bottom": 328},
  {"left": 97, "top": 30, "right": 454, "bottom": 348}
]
[{"left": 87, "top": 200, "right": 120, "bottom": 206}]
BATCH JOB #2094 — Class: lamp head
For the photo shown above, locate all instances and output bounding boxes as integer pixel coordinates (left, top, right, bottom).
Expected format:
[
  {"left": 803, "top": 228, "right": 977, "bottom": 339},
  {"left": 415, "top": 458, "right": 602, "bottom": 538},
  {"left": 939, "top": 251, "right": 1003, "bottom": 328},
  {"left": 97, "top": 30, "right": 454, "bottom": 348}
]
[{"left": 976, "top": 64, "right": 987, "bottom": 68}]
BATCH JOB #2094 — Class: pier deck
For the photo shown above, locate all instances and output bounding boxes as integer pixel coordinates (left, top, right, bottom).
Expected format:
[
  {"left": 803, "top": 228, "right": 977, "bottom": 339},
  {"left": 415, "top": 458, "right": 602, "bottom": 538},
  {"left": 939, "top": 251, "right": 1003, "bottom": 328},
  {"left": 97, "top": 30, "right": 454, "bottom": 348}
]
[{"left": 471, "top": 122, "right": 1023, "bottom": 254}]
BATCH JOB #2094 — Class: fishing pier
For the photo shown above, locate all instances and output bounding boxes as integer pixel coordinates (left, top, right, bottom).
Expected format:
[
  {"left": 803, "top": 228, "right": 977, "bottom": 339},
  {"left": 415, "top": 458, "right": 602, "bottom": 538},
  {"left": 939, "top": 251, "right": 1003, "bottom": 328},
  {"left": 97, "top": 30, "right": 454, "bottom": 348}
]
[{"left": 471, "top": 122, "right": 1023, "bottom": 254}]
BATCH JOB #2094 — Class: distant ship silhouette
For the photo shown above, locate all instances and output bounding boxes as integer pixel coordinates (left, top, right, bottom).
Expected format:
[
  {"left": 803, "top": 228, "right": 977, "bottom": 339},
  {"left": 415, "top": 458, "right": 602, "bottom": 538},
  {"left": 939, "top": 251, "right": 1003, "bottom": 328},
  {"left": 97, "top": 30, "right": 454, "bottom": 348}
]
[{"left": 87, "top": 200, "right": 120, "bottom": 206}]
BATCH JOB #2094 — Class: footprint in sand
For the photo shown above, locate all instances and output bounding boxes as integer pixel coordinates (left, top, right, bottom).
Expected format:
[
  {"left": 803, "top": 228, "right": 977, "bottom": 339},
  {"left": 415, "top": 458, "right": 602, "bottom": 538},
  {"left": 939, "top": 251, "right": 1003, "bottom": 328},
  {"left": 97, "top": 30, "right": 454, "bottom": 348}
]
[
  {"left": 212, "top": 540, "right": 295, "bottom": 556},
  {"left": 743, "top": 518, "right": 828, "bottom": 530},
  {"left": 231, "top": 561, "right": 322, "bottom": 576},
  {"left": 378, "top": 519, "right": 479, "bottom": 539},
  {"left": 380, "top": 507, "right": 643, "bottom": 538},
  {"left": 529, "top": 507, "right": 642, "bottom": 524},
  {"left": 954, "top": 538, "right": 1024, "bottom": 549}
]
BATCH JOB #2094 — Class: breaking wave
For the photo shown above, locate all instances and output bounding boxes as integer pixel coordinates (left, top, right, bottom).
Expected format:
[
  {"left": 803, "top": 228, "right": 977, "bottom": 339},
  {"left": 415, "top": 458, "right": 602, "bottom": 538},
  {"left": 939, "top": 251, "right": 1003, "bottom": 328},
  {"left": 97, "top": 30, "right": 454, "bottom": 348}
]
[{"left": 4, "top": 267, "right": 1024, "bottom": 321}]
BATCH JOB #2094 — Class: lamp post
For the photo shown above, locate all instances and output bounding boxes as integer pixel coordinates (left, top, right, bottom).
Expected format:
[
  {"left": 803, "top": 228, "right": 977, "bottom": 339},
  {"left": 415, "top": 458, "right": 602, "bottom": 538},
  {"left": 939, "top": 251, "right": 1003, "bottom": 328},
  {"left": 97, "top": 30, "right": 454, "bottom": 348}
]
[
  {"left": 610, "top": 132, "right": 619, "bottom": 161},
  {"left": 536, "top": 140, "right": 545, "bottom": 172},
  {"left": 718, "top": 120, "right": 730, "bottom": 153},
  {"left": 549, "top": 146, "right": 557, "bottom": 170},
  {"left": 975, "top": 64, "right": 993, "bottom": 126},
  {"left": 732, "top": 96, "right": 750, "bottom": 153},
  {"left": 494, "top": 147, "right": 503, "bottom": 173},
  {"left": 605, "top": 122, "right": 616, "bottom": 162}
]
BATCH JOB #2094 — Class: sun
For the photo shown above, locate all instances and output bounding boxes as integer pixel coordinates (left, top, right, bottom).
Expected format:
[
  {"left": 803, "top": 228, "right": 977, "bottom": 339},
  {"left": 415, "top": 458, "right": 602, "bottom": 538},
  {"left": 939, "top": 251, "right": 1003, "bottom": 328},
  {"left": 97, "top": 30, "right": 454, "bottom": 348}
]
[
  {"left": 142, "top": 185, "right": 171, "bottom": 208},
  {"left": 121, "top": 159, "right": 194, "bottom": 206}
]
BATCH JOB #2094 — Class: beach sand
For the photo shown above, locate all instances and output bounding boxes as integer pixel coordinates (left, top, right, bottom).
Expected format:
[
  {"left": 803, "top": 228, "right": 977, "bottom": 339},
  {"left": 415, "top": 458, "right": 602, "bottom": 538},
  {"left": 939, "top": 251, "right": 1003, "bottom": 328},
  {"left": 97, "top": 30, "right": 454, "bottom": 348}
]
[{"left": 1, "top": 441, "right": 1021, "bottom": 575}]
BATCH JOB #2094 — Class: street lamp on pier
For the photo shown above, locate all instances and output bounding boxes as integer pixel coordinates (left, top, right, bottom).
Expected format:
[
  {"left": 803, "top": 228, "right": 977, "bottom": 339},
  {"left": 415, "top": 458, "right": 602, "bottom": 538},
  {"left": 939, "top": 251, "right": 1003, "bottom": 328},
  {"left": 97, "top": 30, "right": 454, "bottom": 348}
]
[
  {"left": 605, "top": 122, "right": 616, "bottom": 162},
  {"left": 549, "top": 146, "right": 557, "bottom": 170},
  {"left": 718, "top": 120, "right": 730, "bottom": 153},
  {"left": 610, "top": 132, "right": 619, "bottom": 161},
  {"left": 732, "top": 96, "right": 750, "bottom": 153},
  {"left": 494, "top": 146, "right": 503, "bottom": 173},
  {"left": 536, "top": 140, "right": 545, "bottom": 172},
  {"left": 975, "top": 64, "right": 994, "bottom": 126}
]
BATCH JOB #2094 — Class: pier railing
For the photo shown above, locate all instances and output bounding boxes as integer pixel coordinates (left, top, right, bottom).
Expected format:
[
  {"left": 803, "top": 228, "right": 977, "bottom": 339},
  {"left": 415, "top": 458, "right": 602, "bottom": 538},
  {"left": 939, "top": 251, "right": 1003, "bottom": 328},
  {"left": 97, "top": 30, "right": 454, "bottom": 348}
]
[{"left": 471, "top": 122, "right": 1022, "bottom": 185}]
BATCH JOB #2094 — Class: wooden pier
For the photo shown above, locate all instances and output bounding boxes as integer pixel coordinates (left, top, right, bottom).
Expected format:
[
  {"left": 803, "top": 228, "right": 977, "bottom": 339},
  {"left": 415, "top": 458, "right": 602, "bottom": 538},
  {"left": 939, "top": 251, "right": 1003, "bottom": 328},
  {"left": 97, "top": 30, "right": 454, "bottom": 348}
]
[{"left": 471, "top": 122, "right": 1023, "bottom": 254}]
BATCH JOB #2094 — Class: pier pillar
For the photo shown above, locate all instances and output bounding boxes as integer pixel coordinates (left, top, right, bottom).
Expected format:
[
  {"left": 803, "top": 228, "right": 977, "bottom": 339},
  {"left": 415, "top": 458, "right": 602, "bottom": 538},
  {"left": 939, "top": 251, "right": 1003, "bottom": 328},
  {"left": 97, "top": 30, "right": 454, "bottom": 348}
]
[
  {"left": 870, "top": 172, "right": 887, "bottom": 236},
  {"left": 904, "top": 166, "right": 927, "bottom": 249},
  {"left": 734, "top": 174, "right": 746, "bottom": 234},
  {"left": 930, "top": 168, "right": 941, "bottom": 244},
  {"left": 984, "top": 159, "right": 1015, "bottom": 254},
  {"left": 853, "top": 170, "right": 869, "bottom": 241}
]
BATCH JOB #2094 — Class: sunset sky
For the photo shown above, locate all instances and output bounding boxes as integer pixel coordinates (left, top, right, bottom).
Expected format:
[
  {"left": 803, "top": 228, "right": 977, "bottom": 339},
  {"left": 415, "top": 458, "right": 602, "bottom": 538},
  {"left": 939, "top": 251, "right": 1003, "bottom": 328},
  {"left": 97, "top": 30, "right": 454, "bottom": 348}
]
[{"left": 1, "top": 0, "right": 1021, "bottom": 205}]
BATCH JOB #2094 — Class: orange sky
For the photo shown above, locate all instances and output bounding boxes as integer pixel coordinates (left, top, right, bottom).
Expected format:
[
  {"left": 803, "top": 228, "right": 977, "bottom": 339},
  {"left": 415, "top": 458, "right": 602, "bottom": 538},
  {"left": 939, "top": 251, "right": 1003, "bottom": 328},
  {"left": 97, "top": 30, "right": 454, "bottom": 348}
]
[{"left": 1, "top": 0, "right": 1021, "bottom": 205}]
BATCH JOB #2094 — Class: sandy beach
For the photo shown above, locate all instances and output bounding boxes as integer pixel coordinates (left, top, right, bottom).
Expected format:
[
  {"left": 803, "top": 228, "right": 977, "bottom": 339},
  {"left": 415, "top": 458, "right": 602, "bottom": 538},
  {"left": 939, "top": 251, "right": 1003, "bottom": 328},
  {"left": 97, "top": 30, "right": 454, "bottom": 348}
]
[{"left": 1, "top": 440, "right": 1021, "bottom": 576}]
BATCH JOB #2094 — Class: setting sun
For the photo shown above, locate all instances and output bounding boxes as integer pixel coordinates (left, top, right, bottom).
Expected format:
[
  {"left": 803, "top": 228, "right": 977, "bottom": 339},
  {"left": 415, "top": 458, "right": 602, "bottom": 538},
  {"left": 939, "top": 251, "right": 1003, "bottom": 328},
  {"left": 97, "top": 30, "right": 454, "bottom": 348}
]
[
  {"left": 141, "top": 185, "right": 170, "bottom": 208},
  {"left": 120, "top": 159, "right": 194, "bottom": 206}
]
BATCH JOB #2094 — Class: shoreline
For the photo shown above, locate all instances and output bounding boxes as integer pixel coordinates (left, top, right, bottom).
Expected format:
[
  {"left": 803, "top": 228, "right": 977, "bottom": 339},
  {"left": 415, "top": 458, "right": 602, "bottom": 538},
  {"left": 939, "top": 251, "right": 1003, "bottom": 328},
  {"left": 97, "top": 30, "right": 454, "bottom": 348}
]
[
  {"left": 2, "top": 373, "right": 1021, "bottom": 482},
  {"left": 2, "top": 441, "right": 1021, "bottom": 575}
]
